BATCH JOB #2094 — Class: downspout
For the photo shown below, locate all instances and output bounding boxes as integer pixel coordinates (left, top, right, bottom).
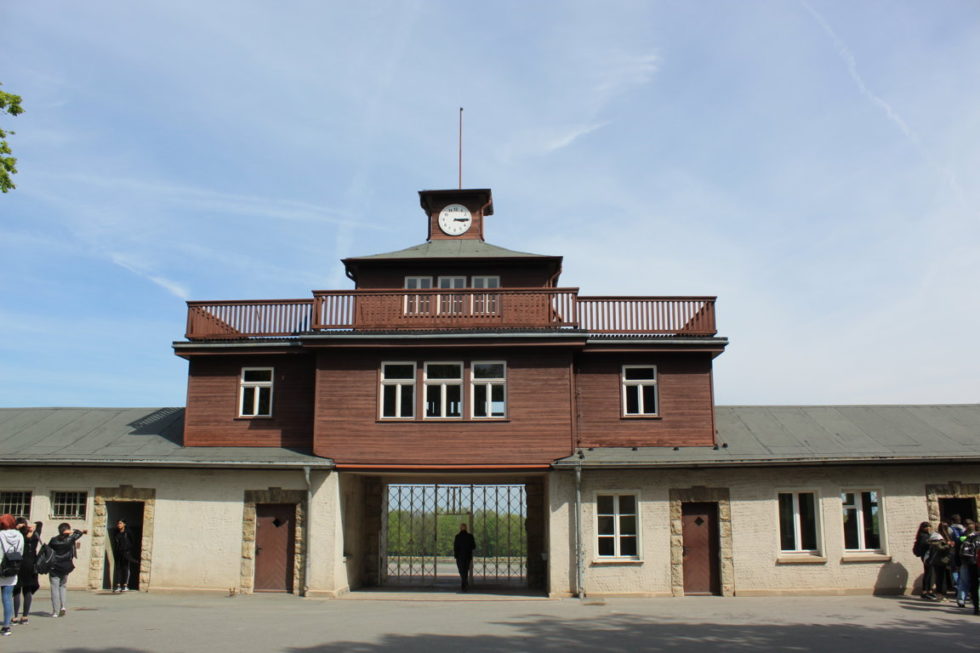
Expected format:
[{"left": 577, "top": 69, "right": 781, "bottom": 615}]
[
  {"left": 303, "top": 465, "right": 314, "bottom": 597},
  {"left": 574, "top": 464, "right": 584, "bottom": 598}
]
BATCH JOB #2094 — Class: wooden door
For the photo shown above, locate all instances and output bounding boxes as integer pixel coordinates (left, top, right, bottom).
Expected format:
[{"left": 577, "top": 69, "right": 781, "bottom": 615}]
[
  {"left": 681, "top": 502, "right": 720, "bottom": 596},
  {"left": 254, "top": 504, "right": 295, "bottom": 592}
]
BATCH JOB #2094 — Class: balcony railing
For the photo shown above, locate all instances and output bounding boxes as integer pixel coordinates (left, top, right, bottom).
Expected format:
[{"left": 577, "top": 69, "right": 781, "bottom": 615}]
[{"left": 185, "top": 290, "right": 716, "bottom": 340}]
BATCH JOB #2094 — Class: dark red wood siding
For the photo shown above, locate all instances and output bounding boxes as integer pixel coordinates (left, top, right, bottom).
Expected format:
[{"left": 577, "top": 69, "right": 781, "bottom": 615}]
[
  {"left": 313, "top": 348, "right": 575, "bottom": 464},
  {"left": 183, "top": 354, "right": 315, "bottom": 448},
  {"left": 352, "top": 262, "right": 556, "bottom": 290},
  {"left": 575, "top": 353, "right": 716, "bottom": 447}
]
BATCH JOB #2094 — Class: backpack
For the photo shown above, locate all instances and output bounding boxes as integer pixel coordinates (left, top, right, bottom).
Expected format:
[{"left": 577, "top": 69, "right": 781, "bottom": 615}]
[
  {"left": 0, "top": 543, "right": 23, "bottom": 578},
  {"left": 961, "top": 536, "right": 978, "bottom": 566},
  {"left": 34, "top": 544, "right": 55, "bottom": 575}
]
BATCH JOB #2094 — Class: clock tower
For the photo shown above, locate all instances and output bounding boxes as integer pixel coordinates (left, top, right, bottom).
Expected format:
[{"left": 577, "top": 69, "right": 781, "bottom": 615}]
[{"left": 419, "top": 188, "right": 493, "bottom": 241}]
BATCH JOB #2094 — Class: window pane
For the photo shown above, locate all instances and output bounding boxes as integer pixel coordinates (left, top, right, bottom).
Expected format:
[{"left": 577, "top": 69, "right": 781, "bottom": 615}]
[
  {"left": 446, "top": 384, "right": 462, "bottom": 417},
  {"left": 799, "top": 493, "right": 817, "bottom": 550},
  {"left": 384, "top": 364, "right": 414, "bottom": 380},
  {"left": 473, "top": 363, "right": 505, "bottom": 379},
  {"left": 843, "top": 507, "right": 859, "bottom": 549},
  {"left": 243, "top": 369, "right": 272, "bottom": 382},
  {"left": 619, "top": 536, "right": 638, "bottom": 556},
  {"left": 242, "top": 387, "right": 256, "bottom": 415},
  {"left": 426, "top": 385, "right": 441, "bottom": 417},
  {"left": 778, "top": 493, "right": 796, "bottom": 550},
  {"left": 473, "top": 384, "right": 487, "bottom": 417},
  {"left": 257, "top": 387, "right": 271, "bottom": 415},
  {"left": 619, "top": 495, "right": 636, "bottom": 514},
  {"left": 642, "top": 385, "right": 657, "bottom": 414},
  {"left": 597, "top": 516, "right": 615, "bottom": 536},
  {"left": 427, "top": 364, "right": 462, "bottom": 379},
  {"left": 490, "top": 384, "right": 506, "bottom": 417},
  {"left": 383, "top": 385, "right": 397, "bottom": 417},
  {"left": 400, "top": 385, "right": 414, "bottom": 418},
  {"left": 619, "top": 515, "right": 637, "bottom": 536},
  {"left": 624, "top": 367, "right": 655, "bottom": 380},
  {"left": 842, "top": 492, "right": 855, "bottom": 507},
  {"left": 625, "top": 386, "right": 640, "bottom": 414},
  {"left": 405, "top": 277, "right": 432, "bottom": 289},
  {"left": 598, "top": 537, "right": 615, "bottom": 556},
  {"left": 597, "top": 496, "right": 614, "bottom": 514},
  {"left": 862, "top": 492, "right": 880, "bottom": 550}
]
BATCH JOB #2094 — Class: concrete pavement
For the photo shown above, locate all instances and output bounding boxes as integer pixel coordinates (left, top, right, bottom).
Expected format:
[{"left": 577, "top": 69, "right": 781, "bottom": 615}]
[{"left": 1, "top": 589, "right": 978, "bottom": 652}]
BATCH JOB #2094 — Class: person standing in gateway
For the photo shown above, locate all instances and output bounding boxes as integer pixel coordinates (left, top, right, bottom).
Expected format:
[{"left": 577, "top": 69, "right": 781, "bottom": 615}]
[{"left": 453, "top": 523, "right": 476, "bottom": 592}]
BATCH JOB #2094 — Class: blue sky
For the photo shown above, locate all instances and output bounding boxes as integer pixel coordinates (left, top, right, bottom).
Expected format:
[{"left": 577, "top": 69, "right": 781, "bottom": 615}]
[{"left": 1, "top": 1, "right": 978, "bottom": 407}]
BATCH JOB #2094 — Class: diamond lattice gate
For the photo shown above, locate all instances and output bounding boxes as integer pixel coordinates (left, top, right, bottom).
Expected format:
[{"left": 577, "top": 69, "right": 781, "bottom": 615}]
[{"left": 382, "top": 484, "right": 528, "bottom": 588}]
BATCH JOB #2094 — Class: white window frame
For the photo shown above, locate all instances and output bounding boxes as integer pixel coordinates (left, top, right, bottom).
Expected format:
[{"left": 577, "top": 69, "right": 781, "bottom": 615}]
[
  {"left": 471, "top": 361, "right": 507, "bottom": 419},
  {"left": 239, "top": 367, "right": 274, "bottom": 417},
  {"left": 437, "top": 276, "right": 467, "bottom": 315},
  {"left": 423, "top": 361, "right": 464, "bottom": 419},
  {"left": 841, "top": 489, "right": 883, "bottom": 552},
  {"left": 594, "top": 491, "right": 641, "bottom": 560},
  {"left": 380, "top": 361, "right": 417, "bottom": 419},
  {"left": 51, "top": 491, "right": 88, "bottom": 520},
  {"left": 471, "top": 276, "right": 500, "bottom": 289},
  {"left": 622, "top": 365, "right": 659, "bottom": 416},
  {"left": 777, "top": 490, "right": 822, "bottom": 553},
  {"left": 404, "top": 276, "right": 433, "bottom": 315},
  {"left": 0, "top": 491, "right": 32, "bottom": 519},
  {"left": 471, "top": 276, "right": 501, "bottom": 314}
]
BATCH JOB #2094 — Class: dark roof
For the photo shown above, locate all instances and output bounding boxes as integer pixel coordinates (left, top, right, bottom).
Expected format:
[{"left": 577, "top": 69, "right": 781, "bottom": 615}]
[
  {"left": 0, "top": 407, "right": 333, "bottom": 468},
  {"left": 554, "top": 404, "right": 980, "bottom": 468},
  {"left": 343, "top": 239, "right": 561, "bottom": 262}
]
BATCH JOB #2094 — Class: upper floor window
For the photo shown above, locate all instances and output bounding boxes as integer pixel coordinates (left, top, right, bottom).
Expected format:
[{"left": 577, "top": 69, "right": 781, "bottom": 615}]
[
  {"left": 239, "top": 367, "right": 273, "bottom": 417},
  {"left": 0, "top": 491, "right": 31, "bottom": 519},
  {"left": 622, "top": 365, "right": 658, "bottom": 416},
  {"left": 424, "top": 362, "right": 463, "bottom": 418},
  {"left": 381, "top": 362, "right": 416, "bottom": 419},
  {"left": 778, "top": 491, "right": 820, "bottom": 552},
  {"left": 51, "top": 491, "right": 87, "bottom": 520},
  {"left": 842, "top": 490, "right": 881, "bottom": 551},
  {"left": 596, "top": 493, "right": 639, "bottom": 558},
  {"left": 471, "top": 276, "right": 500, "bottom": 289},
  {"left": 404, "top": 277, "right": 433, "bottom": 315},
  {"left": 472, "top": 362, "right": 506, "bottom": 418}
]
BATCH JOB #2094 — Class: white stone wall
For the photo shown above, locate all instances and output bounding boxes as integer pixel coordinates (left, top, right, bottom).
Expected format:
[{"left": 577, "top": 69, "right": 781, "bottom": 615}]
[{"left": 547, "top": 464, "right": 979, "bottom": 597}]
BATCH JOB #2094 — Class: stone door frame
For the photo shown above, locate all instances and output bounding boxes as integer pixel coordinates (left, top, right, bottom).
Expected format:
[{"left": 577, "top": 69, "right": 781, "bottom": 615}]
[
  {"left": 668, "top": 486, "right": 734, "bottom": 597},
  {"left": 241, "top": 488, "right": 306, "bottom": 595},
  {"left": 89, "top": 486, "right": 156, "bottom": 591},
  {"left": 926, "top": 481, "right": 980, "bottom": 523}
]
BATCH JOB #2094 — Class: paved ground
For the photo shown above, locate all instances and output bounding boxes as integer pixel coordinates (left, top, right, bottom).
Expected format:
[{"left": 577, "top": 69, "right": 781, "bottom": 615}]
[{"left": 1, "top": 589, "right": 979, "bottom": 653}]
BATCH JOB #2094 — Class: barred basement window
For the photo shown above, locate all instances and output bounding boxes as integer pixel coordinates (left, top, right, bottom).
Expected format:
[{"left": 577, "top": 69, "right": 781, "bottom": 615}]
[
  {"left": 842, "top": 490, "right": 881, "bottom": 551},
  {"left": 622, "top": 365, "right": 658, "bottom": 416},
  {"left": 51, "top": 491, "right": 87, "bottom": 520},
  {"left": 239, "top": 367, "right": 274, "bottom": 417},
  {"left": 0, "top": 491, "right": 31, "bottom": 519},
  {"left": 596, "top": 493, "right": 639, "bottom": 558}
]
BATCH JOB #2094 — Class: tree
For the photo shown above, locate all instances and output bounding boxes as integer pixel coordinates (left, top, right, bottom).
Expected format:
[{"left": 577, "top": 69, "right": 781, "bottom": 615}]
[{"left": 0, "top": 82, "right": 24, "bottom": 193}]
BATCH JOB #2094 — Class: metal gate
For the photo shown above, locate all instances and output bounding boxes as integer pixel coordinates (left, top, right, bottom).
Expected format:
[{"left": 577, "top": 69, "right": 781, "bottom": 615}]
[{"left": 382, "top": 483, "right": 527, "bottom": 588}]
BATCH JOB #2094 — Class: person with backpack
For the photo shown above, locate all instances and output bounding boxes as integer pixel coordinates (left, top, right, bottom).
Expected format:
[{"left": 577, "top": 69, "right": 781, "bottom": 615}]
[
  {"left": 47, "top": 523, "right": 86, "bottom": 618},
  {"left": 914, "top": 521, "right": 936, "bottom": 599},
  {"left": 0, "top": 514, "right": 25, "bottom": 637},
  {"left": 11, "top": 520, "right": 42, "bottom": 625},
  {"left": 956, "top": 519, "right": 978, "bottom": 614}
]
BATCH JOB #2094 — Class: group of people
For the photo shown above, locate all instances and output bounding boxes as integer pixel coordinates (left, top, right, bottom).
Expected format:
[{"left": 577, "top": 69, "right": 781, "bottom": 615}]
[{"left": 914, "top": 515, "right": 980, "bottom": 614}]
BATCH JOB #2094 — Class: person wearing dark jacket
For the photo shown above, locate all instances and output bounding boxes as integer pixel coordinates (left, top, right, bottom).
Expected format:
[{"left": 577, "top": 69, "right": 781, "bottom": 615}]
[
  {"left": 47, "top": 524, "right": 86, "bottom": 617},
  {"left": 11, "top": 520, "right": 41, "bottom": 624},
  {"left": 453, "top": 523, "right": 476, "bottom": 592},
  {"left": 914, "top": 521, "right": 935, "bottom": 599},
  {"left": 111, "top": 520, "right": 135, "bottom": 593}
]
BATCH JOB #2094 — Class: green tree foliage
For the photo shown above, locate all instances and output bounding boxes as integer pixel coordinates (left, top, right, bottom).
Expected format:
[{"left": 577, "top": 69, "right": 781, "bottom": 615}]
[
  {"left": 0, "top": 83, "right": 25, "bottom": 193},
  {"left": 386, "top": 509, "right": 526, "bottom": 557}
]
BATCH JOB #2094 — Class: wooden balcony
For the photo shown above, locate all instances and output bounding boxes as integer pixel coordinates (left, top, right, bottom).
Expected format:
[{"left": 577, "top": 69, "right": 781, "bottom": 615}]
[{"left": 185, "top": 290, "right": 716, "bottom": 340}]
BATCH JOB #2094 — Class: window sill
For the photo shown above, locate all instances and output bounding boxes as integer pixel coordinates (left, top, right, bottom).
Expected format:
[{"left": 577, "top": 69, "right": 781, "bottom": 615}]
[
  {"left": 234, "top": 416, "right": 274, "bottom": 420},
  {"left": 621, "top": 415, "right": 662, "bottom": 420},
  {"left": 776, "top": 554, "right": 827, "bottom": 565},
  {"left": 841, "top": 553, "right": 891, "bottom": 563},
  {"left": 376, "top": 419, "right": 511, "bottom": 424},
  {"left": 591, "top": 558, "right": 643, "bottom": 566}
]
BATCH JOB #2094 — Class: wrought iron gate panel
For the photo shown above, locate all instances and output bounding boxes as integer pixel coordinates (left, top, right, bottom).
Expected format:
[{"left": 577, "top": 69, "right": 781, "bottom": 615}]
[{"left": 383, "top": 483, "right": 527, "bottom": 588}]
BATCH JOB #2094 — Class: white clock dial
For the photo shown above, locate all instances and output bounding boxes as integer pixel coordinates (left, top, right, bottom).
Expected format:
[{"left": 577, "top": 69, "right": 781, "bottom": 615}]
[{"left": 438, "top": 204, "right": 472, "bottom": 236}]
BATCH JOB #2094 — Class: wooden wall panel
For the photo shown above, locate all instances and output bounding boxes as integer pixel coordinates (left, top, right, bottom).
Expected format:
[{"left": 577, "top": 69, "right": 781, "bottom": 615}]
[
  {"left": 353, "top": 262, "right": 556, "bottom": 290},
  {"left": 575, "top": 353, "right": 716, "bottom": 448},
  {"left": 183, "top": 354, "right": 315, "bottom": 448},
  {"left": 313, "top": 349, "right": 574, "bottom": 464}
]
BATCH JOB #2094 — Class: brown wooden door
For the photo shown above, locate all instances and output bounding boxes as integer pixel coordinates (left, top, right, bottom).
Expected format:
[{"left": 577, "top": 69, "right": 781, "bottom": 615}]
[
  {"left": 682, "top": 502, "right": 720, "bottom": 596},
  {"left": 254, "top": 504, "right": 295, "bottom": 592}
]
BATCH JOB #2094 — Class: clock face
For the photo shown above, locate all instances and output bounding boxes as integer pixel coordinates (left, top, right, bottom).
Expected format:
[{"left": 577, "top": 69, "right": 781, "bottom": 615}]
[{"left": 438, "top": 204, "right": 472, "bottom": 236}]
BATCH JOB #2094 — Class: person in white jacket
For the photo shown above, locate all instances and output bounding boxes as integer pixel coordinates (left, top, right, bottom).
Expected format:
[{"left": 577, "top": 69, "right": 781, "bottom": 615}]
[{"left": 0, "top": 514, "right": 25, "bottom": 637}]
